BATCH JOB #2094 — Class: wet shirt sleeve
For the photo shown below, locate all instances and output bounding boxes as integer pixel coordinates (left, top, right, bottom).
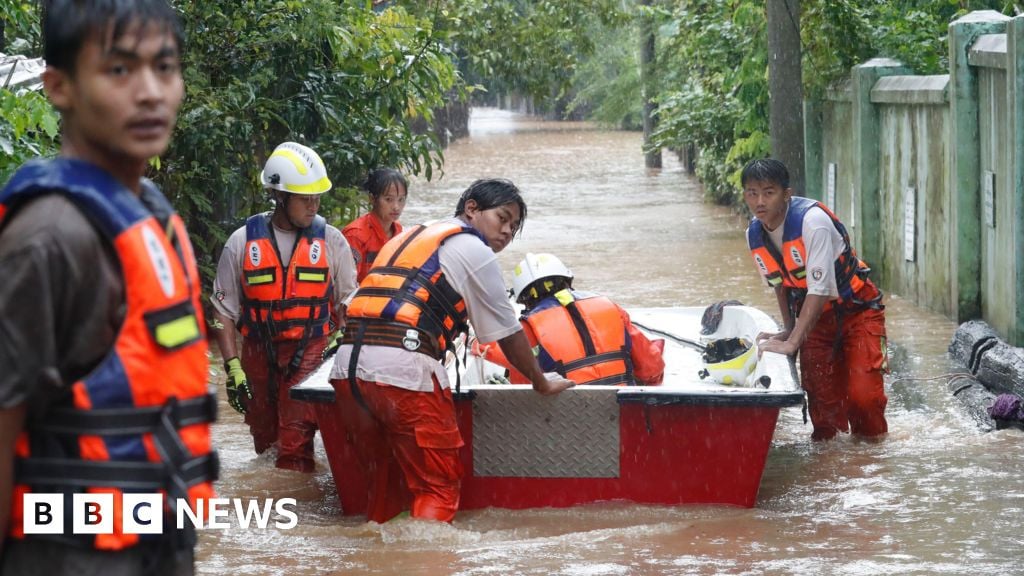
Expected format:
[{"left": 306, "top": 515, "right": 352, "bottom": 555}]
[
  {"left": 327, "top": 225, "right": 358, "bottom": 313},
  {"left": 0, "top": 195, "right": 122, "bottom": 414},
  {"left": 802, "top": 207, "right": 844, "bottom": 298},
  {"left": 210, "top": 226, "right": 247, "bottom": 322},
  {"left": 438, "top": 232, "right": 522, "bottom": 344}
]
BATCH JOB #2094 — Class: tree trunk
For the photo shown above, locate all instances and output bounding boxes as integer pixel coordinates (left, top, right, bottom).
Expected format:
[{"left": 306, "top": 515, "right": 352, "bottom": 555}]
[
  {"left": 640, "top": 0, "right": 661, "bottom": 169},
  {"left": 766, "top": 0, "right": 805, "bottom": 194}
]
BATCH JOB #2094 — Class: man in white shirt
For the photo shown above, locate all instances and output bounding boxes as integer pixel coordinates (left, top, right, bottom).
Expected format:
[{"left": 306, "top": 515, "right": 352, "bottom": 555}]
[
  {"left": 211, "top": 142, "right": 357, "bottom": 472},
  {"left": 331, "top": 178, "right": 574, "bottom": 523},
  {"left": 744, "top": 158, "right": 888, "bottom": 441}
]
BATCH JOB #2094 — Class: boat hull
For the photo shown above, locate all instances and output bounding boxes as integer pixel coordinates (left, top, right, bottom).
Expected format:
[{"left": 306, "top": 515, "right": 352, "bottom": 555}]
[
  {"left": 295, "top": 306, "right": 803, "bottom": 514},
  {"left": 309, "top": 386, "right": 793, "bottom": 513}
]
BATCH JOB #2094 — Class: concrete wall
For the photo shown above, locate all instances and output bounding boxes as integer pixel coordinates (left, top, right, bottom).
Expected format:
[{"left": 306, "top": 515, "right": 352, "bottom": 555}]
[
  {"left": 806, "top": 11, "right": 1024, "bottom": 344},
  {"left": 818, "top": 86, "right": 857, "bottom": 246},
  {"left": 873, "top": 77, "right": 952, "bottom": 316}
]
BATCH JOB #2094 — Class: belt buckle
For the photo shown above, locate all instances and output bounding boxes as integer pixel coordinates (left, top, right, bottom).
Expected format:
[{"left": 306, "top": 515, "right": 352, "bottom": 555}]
[{"left": 402, "top": 329, "right": 421, "bottom": 351}]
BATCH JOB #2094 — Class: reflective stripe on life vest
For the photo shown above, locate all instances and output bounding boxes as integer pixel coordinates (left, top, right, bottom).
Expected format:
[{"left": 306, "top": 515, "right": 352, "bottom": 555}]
[
  {"left": 523, "top": 290, "right": 635, "bottom": 386},
  {"left": 0, "top": 158, "right": 217, "bottom": 551}
]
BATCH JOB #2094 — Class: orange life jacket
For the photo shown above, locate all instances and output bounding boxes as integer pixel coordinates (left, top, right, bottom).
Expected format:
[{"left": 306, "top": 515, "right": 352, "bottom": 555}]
[
  {"left": 0, "top": 158, "right": 217, "bottom": 551},
  {"left": 747, "top": 196, "right": 881, "bottom": 316},
  {"left": 238, "top": 213, "right": 333, "bottom": 342},
  {"left": 342, "top": 212, "right": 403, "bottom": 282},
  {"left": 521, "top": 290, "right": 635, "bottom": 386},
  {"left": 344, "top": 220, "right": 485, "bottom": 359}
]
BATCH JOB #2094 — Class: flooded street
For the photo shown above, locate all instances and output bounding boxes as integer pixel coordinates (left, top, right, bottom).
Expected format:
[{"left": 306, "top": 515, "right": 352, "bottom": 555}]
[{"left": 197, "top": 109, "right": 1024, "bottom": 575}]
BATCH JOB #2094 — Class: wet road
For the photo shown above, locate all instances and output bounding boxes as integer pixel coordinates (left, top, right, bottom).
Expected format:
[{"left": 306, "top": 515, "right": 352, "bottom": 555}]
[{"left": 196, "top": 108, "right": 1024, "bottom": 575}]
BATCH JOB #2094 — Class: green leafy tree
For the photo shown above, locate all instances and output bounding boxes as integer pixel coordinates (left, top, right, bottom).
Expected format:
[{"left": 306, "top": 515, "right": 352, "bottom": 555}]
[
  {"left": 648, "top": 0, "right": 1015, "bottom": 207},
  {"left": 0, "top": 88, "right": 59, "bottom": 184},
  {"left": 400, "top": 0, "right": 625, "bottom": 114},
  {"left": 159, "top": 0, "right": 459, "bottom": 282}
]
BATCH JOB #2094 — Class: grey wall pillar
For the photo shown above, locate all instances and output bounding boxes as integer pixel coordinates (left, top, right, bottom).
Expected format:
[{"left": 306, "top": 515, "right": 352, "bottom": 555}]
[
  {"left": 803, "top": 99, "right": 823, "bottom": 201},
  {"left": 851, "top": 58, "right": 907, "bottom": 285},
  {"left": 949, "top": 11, "right": 1010, "bottom": 322},
  {"left": 1008, "top": 15, "right": 1024, "bottom": 344}
]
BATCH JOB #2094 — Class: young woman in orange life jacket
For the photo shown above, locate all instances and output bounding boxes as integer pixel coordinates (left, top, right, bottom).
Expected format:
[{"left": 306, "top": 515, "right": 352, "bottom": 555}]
[
  {"left": 474, "top": 253, "right": 666, "bottom": 386},
  {"left": 743, "top": 158, "right": 888, "bottom": 441},
  {"left": 343, "top": 168, "right": 407, "bottom": 282}
]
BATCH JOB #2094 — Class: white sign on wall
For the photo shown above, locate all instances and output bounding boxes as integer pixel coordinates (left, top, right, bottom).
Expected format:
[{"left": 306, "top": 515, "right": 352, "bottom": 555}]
[
  {"left": 983, "top": 170, "right": 996, "bottom": 228},
  {"left": 826, "top": 163, "right": 837, "bottom": 210},
  {"left": 849, "top": 191, "right": 856, "bottom": 229},
  {"left": 904, "top": 187, "right": 916, "bottom": 262}
]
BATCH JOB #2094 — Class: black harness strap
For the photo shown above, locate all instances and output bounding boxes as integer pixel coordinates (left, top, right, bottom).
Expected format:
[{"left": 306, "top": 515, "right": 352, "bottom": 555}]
[
  {"left": 15, "top": 453, "right": 218, "bottom": 490},
  {"left": 32, "top": 393, "right": 217, "bottom": 436},
  {"left": 565, "top": 302, "right": 597, "bottom": 356},
  {"left": 561, "top": 350, "right": 631, "bottom": 372},
  {"left": 347, "top": 321, "right": 371, "bottom": 412}
]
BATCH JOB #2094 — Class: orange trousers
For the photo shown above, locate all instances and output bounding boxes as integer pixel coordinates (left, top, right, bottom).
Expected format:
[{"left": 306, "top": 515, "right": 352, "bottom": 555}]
[
  {"left": 799, "top": 306, "right": 889, "bottom": 440},
  {"left": 330, "top": 375, "right": 464, "bottom": 523},
  {"left": 241, "top": 336, "right": 326, "bottom": 472}
]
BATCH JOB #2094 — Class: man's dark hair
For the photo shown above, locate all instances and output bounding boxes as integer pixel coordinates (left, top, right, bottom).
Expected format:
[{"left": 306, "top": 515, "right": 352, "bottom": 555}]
[
  {"left": 363, "top": 168, "right": 408, "bottom": 199},
  {"left": 741, "top": 158, "right": 790, "bottom": 190},
  {"left": 44, "top": 0, "right": 183, "bottom": 73},
  {"left": 454, "top": 178, "right": 527, "bottom": 236}
]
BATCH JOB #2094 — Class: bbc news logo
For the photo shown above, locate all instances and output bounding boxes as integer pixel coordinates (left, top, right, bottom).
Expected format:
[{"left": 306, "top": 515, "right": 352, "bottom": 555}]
[{"left": 23, "top": 494, "right": 298, "bottom": 534}]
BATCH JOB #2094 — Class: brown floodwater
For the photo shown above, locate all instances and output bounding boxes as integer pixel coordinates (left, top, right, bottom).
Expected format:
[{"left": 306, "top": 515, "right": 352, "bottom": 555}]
[{"left": 196, "top": 108, "right": 1024, "bottom": 575}]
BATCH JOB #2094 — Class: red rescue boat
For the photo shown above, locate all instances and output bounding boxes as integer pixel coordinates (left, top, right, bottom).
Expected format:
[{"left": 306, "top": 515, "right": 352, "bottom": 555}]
[{"left": 291, "top": 305, "right": 803, "bottom": 513}]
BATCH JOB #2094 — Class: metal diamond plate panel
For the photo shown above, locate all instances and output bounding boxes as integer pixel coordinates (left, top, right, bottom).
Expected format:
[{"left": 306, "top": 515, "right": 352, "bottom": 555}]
[{"left": 472, "top": 388, "right": 619, "bottom": 478}]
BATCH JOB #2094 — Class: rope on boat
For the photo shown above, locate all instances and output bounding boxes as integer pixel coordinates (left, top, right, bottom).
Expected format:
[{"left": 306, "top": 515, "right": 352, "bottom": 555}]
[{"left": 629, "top": 320, "right": 706, "bottom": 351}]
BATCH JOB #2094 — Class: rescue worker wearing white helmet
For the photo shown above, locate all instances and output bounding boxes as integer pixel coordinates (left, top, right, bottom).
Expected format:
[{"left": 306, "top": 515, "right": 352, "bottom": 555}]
[
  {"left": 474, "top": 253, "right": 666, "bottom": 386},
  {"left": 210, "top": 141, "right": 357, "bottom": 472}
]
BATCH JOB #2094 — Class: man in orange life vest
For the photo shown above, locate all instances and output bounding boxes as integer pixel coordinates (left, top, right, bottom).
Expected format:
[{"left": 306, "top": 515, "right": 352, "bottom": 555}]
[
  {"left": 743, "top": 158, "right": 888, "bottom": 441},
  {"left": 0, "top": 1, "right": 217, "bottom": 572},
  {"left": 329, "top": 179, "right": 575, "bottom": 524},
  {"left": 210, "top": 142, "right": 357, "bottom": 473},
  {"left": 474, "top": 253, "right": 666, "bottom": 386}
]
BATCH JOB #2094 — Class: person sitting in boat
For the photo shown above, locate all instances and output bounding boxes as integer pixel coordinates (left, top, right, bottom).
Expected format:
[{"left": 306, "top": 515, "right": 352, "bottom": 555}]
[
  {"left": 473, "top": 253, "right": 666, "bottom": 386},
  {"left": 743, "top": 158, "right": 888, "bottom": 441},
  {"left": 329, "top": 179, "right": 575, "bottom": 525}
]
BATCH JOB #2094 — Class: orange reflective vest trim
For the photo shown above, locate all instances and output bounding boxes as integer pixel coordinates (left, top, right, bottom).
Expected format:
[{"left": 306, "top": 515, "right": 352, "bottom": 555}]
[
  {"left": 342, "top": 212, "right": 403, "bottom": 282},
  {"left": 747, "top": 196, "right": 878, "bottom": 314},
  {"left": 239, "top": 213, "right": 332, "bottom": 342},
  {"left": 0, "top": 158, "right": 217, "bottom": 551},
  {"left": 346, "top": 220, "right": 485, "bottom": 357},
  {"left": 520, "top": 291, "right": 635, "bottom": 386}
]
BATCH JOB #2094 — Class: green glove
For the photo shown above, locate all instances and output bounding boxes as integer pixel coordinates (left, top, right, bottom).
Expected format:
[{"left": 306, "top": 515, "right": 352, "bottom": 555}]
[
  {"left": 322, "top": 330, "right": 343, "bottom": 360},
  {"left": 224, "top": 357, "right": 253, "bottom": 414}
]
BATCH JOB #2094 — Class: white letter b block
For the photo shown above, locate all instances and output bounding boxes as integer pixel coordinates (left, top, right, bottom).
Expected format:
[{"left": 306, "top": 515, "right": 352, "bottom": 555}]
[
  {"left": 72, "top": 493, "right": 114, "bottom": 534},
  {"left": 23, "top": 493, "right": 63, "bottom": 534}
]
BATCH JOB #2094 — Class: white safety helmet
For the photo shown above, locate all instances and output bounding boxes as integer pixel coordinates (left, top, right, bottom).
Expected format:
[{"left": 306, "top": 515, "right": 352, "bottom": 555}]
[
  {"left": 699, "top": 338, "right": 758, "bottom": 386},
  {"left": 511, "top": 253, "right": 574, "bottom": 304},
  {"left": 260, "top": 141, "right": 332, "bottom": 195}
]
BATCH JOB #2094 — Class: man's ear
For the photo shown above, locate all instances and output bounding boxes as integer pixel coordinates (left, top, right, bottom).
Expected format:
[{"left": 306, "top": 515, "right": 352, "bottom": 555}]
[
  {"left": 462, "top": 198, "right": 479, "bottom": 219},
  {"left": 42, "top": 67, "right": 73, "bottom": 112}
]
